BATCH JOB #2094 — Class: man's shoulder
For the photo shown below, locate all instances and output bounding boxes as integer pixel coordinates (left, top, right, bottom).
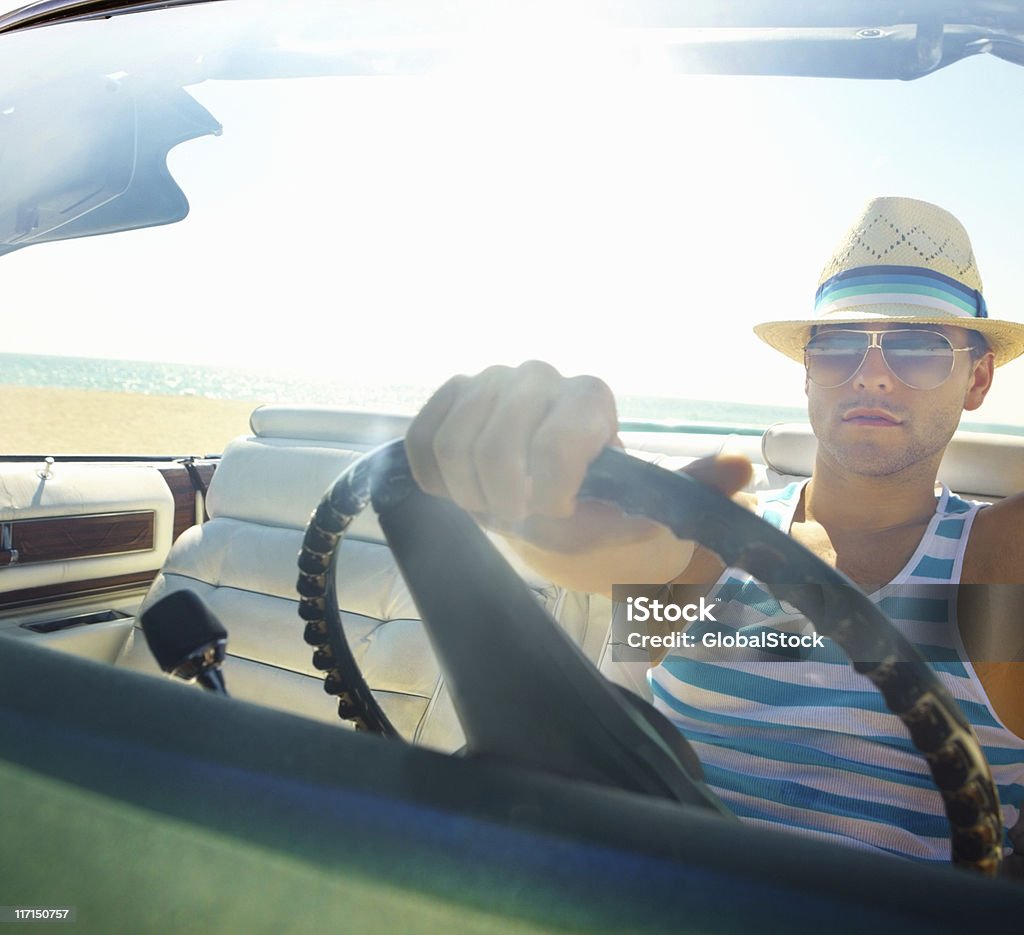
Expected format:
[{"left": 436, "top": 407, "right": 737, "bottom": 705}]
[
  {"left": 963, "top": 492, "right": 1024, "bottom": 583},
  {"left": 972, "top": 490, "right": 1024, "bottom": 523}
]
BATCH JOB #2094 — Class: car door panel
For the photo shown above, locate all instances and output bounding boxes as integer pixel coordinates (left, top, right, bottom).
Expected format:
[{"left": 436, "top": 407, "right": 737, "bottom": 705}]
[{"left": 0, "top": 460, "right": 179, "bottom": 662}]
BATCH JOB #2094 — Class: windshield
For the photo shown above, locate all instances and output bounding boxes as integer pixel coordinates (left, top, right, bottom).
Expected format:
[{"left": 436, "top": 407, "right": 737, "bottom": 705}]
[{"left": 2, "top": 0, "right": 1023, "bottom": 454}]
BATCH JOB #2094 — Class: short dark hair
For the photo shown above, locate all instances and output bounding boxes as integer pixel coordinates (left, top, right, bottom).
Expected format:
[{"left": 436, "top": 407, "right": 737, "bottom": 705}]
[{"left": 966, "top": 329, "right": 990, "bottom": 362}]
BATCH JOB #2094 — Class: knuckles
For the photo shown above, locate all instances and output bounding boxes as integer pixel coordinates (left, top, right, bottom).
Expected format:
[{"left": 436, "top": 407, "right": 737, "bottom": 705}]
[
  {"left": 407, "top": 361, "right": 616, "bottom": 514},
  {"left": 431, "top": 427, "right": 474, "bottom": 468},
  {"left": 515, "top": 359, "right": 561, "bottom": 382},
  {"left": 472, "top": 430, "right": 520, "bottom": 466},
  {"left": 566, "top": 373, "right": 614, "bottom": 402}
]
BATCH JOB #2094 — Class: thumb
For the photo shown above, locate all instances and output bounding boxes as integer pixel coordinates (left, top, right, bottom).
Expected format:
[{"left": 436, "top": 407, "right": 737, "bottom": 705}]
[{"left": 678, "top": 453, "right": 753, "bottom": 499}]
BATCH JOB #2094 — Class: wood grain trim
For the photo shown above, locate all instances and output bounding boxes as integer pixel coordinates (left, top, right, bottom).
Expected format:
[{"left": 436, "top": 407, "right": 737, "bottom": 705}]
[
  {"left": 2, "top": 512, "right": 154, "bottom": 566},
  {"left": 0, "top": 570, "right": 156, "bottom": 611},
  {"left": 159, "top": 467, "right": 198, "bottom": 543},
  {"left": 158, "top": 462, "right": 217, "bottom": 542},
  {"left": 0, "top": 459, "right": 219, "bottom": 610},
  {"left": 196, "top": 463, "right": 216, "bottom": 512}
]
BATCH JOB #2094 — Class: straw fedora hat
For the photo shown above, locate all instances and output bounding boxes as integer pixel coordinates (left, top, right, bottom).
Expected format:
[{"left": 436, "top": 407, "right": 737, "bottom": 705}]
[{"left": 754, "top": 196, "right": 1024, "bottom": 368}]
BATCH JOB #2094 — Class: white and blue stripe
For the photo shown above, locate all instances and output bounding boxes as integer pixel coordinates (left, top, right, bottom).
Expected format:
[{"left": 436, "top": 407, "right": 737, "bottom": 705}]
[
  {"left": 651, "top": 482, "right": 1024, "bottom": 863},
  {"left": 814, "top": 264, "right": 989, "bottom": 320}
]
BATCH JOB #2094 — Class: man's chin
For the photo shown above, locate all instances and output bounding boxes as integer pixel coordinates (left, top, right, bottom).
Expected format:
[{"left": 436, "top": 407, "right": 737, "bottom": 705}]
[
  {"left": 821, "top": 431, "right": 952, "bottom": 478},
  {"left": 818, "top": 436, "right": 920, "bottom": 477}
]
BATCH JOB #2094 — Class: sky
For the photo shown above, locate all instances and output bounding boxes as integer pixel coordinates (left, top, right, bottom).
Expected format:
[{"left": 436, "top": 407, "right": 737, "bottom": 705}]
[{"left": 4, "top": 10, "right": 1024, "bottom": 426}]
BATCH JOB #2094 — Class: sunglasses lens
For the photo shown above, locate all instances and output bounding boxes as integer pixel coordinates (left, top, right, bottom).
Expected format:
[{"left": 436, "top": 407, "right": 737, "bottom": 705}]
[
  {"left": 878, "top": 330, "right": 955, "bottom": 389},
  {"left": 804, "top": 332, "right": 869, "bottom": 387},
  {"left": 804, "top": 330, "right": 956, "bottom": 389}
]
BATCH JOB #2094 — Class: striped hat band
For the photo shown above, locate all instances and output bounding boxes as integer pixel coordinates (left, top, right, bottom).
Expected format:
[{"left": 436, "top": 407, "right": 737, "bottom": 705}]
[{"left": 814, "top": 265, "right": 988, "bottom": 321}]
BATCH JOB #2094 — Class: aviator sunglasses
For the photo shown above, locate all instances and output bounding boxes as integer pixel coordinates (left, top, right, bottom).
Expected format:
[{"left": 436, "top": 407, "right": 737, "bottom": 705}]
[{"left": 803, "top": 328, "right": 974, "bottom": 390}]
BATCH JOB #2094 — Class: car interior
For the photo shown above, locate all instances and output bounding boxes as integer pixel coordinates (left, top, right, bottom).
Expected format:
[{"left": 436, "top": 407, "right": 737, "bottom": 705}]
[{"left": 2, "top": 1, "right": 1024, "bottom": 931}]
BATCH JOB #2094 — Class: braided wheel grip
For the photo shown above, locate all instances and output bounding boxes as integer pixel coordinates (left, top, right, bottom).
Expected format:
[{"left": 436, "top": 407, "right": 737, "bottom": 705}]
[
  {"left": 296, "top": 451, "right": 397, "bottom": 736},
  {"left": 579, "top": 448, "right": 1004, "bottom": 875},
  {"left": 859, "top": 656, "right": 1002, "bottom": 872}
]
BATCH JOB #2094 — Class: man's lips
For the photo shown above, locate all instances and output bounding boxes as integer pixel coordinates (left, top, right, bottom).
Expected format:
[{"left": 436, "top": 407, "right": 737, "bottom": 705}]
[{"left": 841, "top": 407, "right": 903, "bottom": 426}]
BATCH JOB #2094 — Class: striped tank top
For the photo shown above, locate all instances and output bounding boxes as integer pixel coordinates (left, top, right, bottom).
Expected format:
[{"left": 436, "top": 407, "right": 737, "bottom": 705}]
[{"left": 649, "top": 480, "right": 1024, "bottom": 863}]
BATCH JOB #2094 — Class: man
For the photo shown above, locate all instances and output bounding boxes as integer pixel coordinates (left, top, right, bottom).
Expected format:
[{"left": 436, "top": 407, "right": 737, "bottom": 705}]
[{"left": 405, "top": 197, "right": 1024, "bottom": 869}]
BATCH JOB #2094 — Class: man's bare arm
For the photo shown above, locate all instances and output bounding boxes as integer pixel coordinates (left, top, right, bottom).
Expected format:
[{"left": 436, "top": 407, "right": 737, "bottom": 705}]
[
  {"left": 964, "top": 493, "right": 1024, "bottom": 583},
  {"left": 959, "top": 494, "right": 1024, "bottom": 736}
]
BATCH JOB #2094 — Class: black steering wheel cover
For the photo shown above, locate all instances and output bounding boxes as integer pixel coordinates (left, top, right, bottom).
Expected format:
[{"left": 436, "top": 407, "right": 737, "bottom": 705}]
[
  {"left": 579, "top": 448, "right": 1003, "bottom": 871},
  {"left": 297, "top": 440, "right": 1004, "bottom": 874},
  {"left": 297, "top": 450, "right": 398, "bottom": 736}
]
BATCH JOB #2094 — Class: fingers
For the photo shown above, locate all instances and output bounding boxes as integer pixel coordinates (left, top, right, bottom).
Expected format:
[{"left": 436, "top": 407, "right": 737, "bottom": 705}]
[
  {"left": 405, "top": 361, "right": 619, "bottom": 525},
  {"left": 406, "top": 374, "right": 468, "bottom": 496},
  {"left": 527, "top": 375, "right": 618, "bottom": 517}
]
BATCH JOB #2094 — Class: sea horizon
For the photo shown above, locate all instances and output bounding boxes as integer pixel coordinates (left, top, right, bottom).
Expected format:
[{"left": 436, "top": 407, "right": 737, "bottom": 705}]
[{"left": 2, "top": 350, "right": 1020, "bottom": 436}]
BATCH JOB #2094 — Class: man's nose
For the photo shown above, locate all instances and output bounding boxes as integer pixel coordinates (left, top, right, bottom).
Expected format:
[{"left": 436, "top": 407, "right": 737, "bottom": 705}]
[{"left": 852, "top": 345, "right": 896, "bottom": 391}]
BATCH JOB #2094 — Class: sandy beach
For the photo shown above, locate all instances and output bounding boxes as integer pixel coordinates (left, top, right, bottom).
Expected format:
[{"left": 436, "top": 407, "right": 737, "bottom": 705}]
[{"left": 1, "top": 385, "right": 264, "bottom": 456}]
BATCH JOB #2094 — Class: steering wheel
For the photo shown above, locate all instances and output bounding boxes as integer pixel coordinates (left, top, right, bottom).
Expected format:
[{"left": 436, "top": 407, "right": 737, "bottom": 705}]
[{"left": 296, "top": 439, "right": 1005, "bottom": 875}]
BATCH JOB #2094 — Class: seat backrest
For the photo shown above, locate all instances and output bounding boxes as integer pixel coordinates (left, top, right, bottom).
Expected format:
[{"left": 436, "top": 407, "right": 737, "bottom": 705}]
[
  {"left": 123, "top": 410, "right": 1019, "bottom": 732},
  {"left": 761, "top": 422, "right": 1024, "bottom": 500},
  {"left": 121, "top": 406, "right": 607, "bottom": 752},
  {"left": 620, "top": 422, "right": 1024, "bottom": 499},
  {"left": 597, "top": 422, "right": 1022, "bottom": 694}
]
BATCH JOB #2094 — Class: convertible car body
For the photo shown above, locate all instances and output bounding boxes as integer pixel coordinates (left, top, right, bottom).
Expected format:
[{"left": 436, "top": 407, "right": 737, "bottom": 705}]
[{"left": 1, "top": 1, "right": 1023, "bottom": 931}]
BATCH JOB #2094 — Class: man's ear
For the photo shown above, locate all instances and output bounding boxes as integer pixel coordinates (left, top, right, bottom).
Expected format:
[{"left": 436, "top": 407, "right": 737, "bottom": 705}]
[{"left": 963, "top": 352, "right": 995, "bottom": 412}]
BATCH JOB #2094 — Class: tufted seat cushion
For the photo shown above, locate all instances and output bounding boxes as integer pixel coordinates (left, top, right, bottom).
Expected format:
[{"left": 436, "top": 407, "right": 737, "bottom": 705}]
[{"left": 120, "top": 406, "right": 608, "bottom": 752}]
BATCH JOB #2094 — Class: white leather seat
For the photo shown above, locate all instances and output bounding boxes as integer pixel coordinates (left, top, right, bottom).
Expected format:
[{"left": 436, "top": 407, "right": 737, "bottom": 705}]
[
  {"left": 121, "top": 410, "right": 1018, "bottom": 740},
  {"left": 120, "top": 406, "right": 609, "bottom": 752}
]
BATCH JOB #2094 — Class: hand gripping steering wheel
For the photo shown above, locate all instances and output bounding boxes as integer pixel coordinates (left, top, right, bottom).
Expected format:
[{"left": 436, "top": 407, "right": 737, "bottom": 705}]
[{"left": 296, "top": 440, "right": 1005, "bottom": 875}]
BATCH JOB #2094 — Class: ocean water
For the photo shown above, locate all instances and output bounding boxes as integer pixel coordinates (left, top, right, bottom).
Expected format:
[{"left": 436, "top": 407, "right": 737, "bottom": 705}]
[
  {"left": 0, "top": 351, "right": 435, "bottom": 415},
  {"left": 2, "top": 351, "right": 1019, "bottom": 435}
]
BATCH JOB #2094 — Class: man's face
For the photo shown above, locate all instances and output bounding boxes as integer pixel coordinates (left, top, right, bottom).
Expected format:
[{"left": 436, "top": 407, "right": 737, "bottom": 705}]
[{"left": 805, "top": 323, "right": 993, "bottom": 477}]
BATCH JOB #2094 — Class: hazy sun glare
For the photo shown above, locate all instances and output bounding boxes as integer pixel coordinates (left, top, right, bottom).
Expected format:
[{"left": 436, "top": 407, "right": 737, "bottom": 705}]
[{"left": 6, "top": 47, "right": 1024, "bottom": 426}]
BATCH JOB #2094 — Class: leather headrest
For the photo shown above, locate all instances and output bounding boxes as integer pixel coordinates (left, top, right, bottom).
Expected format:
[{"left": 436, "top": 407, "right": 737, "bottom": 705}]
[
  {"left": 250, "top": 406, "right": 412, "bottom": 445},
  {"left": 762, "top": 423, "right": 1024, "bottom": 499}
]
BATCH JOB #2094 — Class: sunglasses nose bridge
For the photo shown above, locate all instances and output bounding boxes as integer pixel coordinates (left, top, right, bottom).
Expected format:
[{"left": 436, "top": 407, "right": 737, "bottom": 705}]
[{"left": 852, "top": 337, "right": 896, "bottom": 386}]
